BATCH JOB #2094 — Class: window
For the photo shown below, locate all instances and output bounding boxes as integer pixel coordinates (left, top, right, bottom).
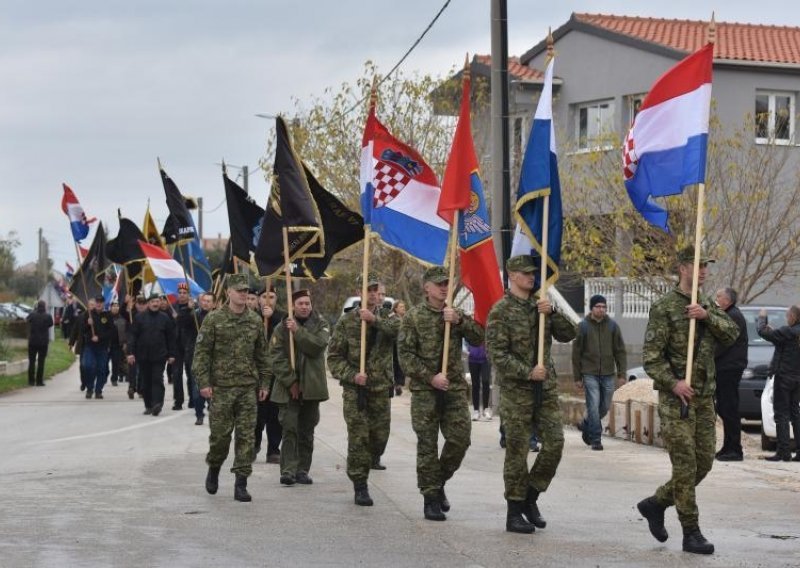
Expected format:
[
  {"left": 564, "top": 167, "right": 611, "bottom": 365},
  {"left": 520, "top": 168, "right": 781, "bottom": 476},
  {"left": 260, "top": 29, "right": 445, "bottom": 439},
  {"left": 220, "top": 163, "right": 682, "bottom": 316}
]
[
  {"left": 576, "top": 100, "right": 615, "bottom": 150},
  {"left": 628, "top": 94, "right": 646, "bottom": 124},
  {"left": 755, "top": 91, "right": 795, "bottom": 144}
]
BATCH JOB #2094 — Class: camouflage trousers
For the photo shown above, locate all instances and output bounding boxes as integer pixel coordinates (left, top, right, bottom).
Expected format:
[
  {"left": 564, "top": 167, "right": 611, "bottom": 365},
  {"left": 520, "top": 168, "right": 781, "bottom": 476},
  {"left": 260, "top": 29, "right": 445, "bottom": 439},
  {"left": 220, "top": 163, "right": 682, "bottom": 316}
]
[
  {"left": 278, "top": 400, "right": 320, "bottom": 476},
  {"left": 206, "top": 386, "right": 257, "bottom": 477},
  {"left": 654, "top": 394, "right": 715, "bottom": 530},
  {"left": 342, "top": 387, "right": 391, "bottom": 483},
  {"left": 499, "top": 386, "right": 564, "bottom": 501},
  {"left": 410, "top": 389, "right": 471, "bottom": 497}
]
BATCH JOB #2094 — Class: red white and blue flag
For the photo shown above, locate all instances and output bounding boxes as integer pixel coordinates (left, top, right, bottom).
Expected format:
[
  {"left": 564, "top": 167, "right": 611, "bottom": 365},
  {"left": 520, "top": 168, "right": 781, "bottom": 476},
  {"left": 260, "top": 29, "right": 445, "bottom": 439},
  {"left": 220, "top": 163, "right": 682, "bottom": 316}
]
[
  {"left": 360, "top": 107, "right": 449, "bottom": 265},
  {"left": 138, "top": 240, "right": 204, "bottom": 302},
  {"left": 437, "top": 70, "right": 503, "bottom": 326},
  {"left": 623, "top": 43, "right": 713, "bottom": 232},
  {"left": 61, "top": 183, "right": 97, "bottom": 242}
]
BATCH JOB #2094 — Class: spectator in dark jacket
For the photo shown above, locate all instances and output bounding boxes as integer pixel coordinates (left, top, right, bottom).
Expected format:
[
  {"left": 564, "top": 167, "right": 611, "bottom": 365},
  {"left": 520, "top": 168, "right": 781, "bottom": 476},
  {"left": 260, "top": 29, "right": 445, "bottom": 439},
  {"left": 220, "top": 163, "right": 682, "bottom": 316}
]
[
  {"left": 757, "top": 305, "right": 800, "bottom": 462},
  {"left": 469, "top": 343, "right": 492, "bottom": 420},
  {"left": 61, "top": 296, "right": 82, "bottom": 339},
  {"left": 127, "top": 294, "right": 176, "bottom": 416},
  {"left": 713, "top": 287, "right": 748, "bottom": 461},
  {"left": 27, "top": 300, "right": 54, "bottom": 386}
]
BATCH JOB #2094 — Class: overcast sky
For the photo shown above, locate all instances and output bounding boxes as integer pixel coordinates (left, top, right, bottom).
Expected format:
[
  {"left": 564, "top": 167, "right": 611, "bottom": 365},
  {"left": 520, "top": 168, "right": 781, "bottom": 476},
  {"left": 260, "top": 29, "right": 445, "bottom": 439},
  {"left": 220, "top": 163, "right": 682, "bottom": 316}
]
[{"left": 1, "top": 0, "right": 795, "bottom": 269}]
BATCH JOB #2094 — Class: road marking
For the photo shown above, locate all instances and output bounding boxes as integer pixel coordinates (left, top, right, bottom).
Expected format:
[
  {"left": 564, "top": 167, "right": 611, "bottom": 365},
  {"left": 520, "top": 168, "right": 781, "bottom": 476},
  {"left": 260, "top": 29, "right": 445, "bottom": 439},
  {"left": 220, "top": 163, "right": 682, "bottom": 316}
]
[{"left": 32, "top": 412, "right": 185, "bottom": 444}]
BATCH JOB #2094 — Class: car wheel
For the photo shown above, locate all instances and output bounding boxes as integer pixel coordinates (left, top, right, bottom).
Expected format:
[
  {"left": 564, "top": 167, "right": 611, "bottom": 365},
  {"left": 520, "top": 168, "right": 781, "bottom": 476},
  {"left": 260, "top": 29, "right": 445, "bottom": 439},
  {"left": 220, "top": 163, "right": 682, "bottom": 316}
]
[{"left": 761, "top": 429, "right": 777, "bottom": 452}]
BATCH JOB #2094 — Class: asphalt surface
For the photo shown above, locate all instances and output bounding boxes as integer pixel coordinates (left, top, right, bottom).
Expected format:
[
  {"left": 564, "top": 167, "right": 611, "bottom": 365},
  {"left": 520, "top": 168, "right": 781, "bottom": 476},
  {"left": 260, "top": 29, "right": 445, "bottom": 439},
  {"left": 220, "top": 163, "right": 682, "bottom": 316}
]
[{"left": 1, "top": 360, "right": 799, "bottom": 568}]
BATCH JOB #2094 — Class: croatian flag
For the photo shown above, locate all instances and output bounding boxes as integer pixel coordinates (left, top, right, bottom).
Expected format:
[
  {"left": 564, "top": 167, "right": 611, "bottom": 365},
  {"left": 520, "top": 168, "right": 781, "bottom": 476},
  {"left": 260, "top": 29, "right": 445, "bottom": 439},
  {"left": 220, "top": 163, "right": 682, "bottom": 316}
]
[
  {"left": 511, "top": 55, "right": 562, "bottom": 290},
  {"left": 438, "top": 68, "right": 503, "bottom": 326},
  {"left": 623, "top": 43, "right": 713, "bottom": 232},
  {"left": 360, "top": 107, "right": 448, "bottom": 265},
  {"left": 138, "top": 240, "right": 204, "bottom": 302},
  {"left": 61, "top": 183, "right": 97, "bottom": 242}
]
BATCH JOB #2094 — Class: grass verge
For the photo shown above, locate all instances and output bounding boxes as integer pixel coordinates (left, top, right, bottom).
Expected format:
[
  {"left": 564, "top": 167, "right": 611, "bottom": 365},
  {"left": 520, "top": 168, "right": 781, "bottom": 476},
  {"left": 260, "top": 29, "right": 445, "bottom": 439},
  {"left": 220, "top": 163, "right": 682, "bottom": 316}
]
[{"left": 0, "top": 340, "right": 76, "bottom": 395}]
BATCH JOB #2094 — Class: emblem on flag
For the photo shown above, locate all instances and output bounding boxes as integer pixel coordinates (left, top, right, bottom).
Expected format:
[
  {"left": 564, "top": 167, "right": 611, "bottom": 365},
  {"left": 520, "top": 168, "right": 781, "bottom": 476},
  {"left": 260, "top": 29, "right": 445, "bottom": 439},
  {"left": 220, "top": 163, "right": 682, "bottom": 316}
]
[
  {"left": 372, "top": 149, "right": 422, "bottom": 208},
  {"left": 622, "top": 130, "right": 638, "bottom": 180}
]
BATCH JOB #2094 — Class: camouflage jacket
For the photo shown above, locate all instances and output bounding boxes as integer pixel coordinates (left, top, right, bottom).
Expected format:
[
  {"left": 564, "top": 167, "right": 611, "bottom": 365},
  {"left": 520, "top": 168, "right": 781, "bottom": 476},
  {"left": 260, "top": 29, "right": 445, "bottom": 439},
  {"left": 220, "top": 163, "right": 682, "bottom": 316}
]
[
  {"left": 643, "top": 285, "right": 739, "bottom": 397},
  {"left": 191, "top": 305, "right": 270, "bottom": 390},
  {"left": 269, "top": 311, "right": 330, "bottom": 403},
  {"left": 486, "top": 291, "right": 577, "bottom": 393},
  {"left": 397, "top": 302, "right": 484, "bottom": 392},
  {"left": 327, "top": 305, "right": 400, "bottom": 393}
]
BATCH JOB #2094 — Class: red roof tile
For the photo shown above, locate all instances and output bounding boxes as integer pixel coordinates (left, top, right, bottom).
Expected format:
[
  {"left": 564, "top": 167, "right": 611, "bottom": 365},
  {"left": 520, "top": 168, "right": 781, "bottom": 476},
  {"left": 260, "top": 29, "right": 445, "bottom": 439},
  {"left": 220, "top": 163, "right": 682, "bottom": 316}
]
[
  {"left": 574, "top": 13, "right": 800, "bottom": 65},
  {"left": 474, "top": 55, "right": 545, "bottom": 81}
]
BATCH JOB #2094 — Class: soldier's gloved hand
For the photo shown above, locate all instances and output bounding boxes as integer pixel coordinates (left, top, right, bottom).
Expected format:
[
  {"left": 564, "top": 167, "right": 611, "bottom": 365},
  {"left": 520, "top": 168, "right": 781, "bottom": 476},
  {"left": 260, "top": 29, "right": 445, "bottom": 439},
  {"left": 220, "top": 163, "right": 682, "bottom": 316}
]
[
  {"left": 685, "top": 303, "right": 708, "bottom": 320},
  {"left": 530, "top": 364, "right": 547, "bottom": 382},
  {"left": 354, "top": 372, "right": 368, "bottom": 386},
  {"left": 289, "top": 382, "right": 301, "bottom": 400},
  {"left": 536, "top": 299, "right": 553, "bottom": 315},
  {"left": 672, "top": 379, "right": 695, "bottom": 405},
  {"left": 359, "top": 308, "right": 376, "bottom": 323},
  {"left": 200, "top": 387, "right": 213, "bottom": 399},
  {"left": 431, "top": 373, "right": 449, "bottom": 391},
  {"left": 442, "top": 308, "right": 460, "bottom": 324},
  {"left": 257, "top": 388, "right": 268, "bottom": 402}
]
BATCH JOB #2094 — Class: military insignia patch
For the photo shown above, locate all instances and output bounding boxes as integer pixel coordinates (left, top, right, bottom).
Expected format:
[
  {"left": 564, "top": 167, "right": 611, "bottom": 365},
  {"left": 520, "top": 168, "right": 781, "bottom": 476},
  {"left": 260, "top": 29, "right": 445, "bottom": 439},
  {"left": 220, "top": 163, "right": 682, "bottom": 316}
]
[
  {"left": 101, "top": 317, "right": 108, "bottom": 324},
  {"left": 645, "top": 330, "right": 655, "bottom": 341},
  {"left": 196, "top": 333, "right": 204, "bottom": 343}
]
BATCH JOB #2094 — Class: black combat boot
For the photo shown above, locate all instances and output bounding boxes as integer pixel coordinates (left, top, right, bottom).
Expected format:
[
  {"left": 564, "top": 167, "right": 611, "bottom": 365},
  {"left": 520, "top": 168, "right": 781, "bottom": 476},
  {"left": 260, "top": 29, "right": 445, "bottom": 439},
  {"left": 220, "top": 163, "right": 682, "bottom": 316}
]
[
  {"left": 637, "top": 496, "right": 668, "bottom": 542},
  {"left": 438, "top": 487, "right": 450, "bottom": 512},
  {"left": 523, "top": 487, "right": 547, "bottom": 529},
  {"left": 205, "top": 467, "right": 220, "bottom": 495},
  {"left": 354, "top": 482, "right": 374, "bottom": 506},
  {"left": 506, "top": 500, "right": 536, "bottom": 534},
  {"left": 682, "top": 527, "right": 714, "bottom": 554},
  {"left": 234, "top": 474, "right": 252, "bottom": 502},
  {"left": 423, "top": 495, "right": 446, "bottom": 521}
]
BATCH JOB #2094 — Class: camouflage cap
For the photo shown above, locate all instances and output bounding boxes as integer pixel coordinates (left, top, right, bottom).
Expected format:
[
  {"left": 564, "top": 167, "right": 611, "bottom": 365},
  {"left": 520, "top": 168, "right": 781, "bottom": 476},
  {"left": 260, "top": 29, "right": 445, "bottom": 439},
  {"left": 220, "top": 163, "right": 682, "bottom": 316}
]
[
  {"left": 226, "top": 273, "right": 250, "bottom": 291},
  {"left": 506, "top": 254, "right": 537, "bottom": 273},
  {"left": 356, "top": 271, "right": 381, "bottom": 287},
  {"left": 677, "top": 246, "right": 715, "bottom": 264},
  {"left": 423, "top": 266, "right": 449, "bottom": 283}
]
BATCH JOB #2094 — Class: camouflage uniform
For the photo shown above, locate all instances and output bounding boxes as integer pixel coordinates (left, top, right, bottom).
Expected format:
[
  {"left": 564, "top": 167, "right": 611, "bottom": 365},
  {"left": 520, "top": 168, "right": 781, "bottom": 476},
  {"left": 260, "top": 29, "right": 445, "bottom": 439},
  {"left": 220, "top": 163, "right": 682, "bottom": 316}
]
[
  {"left": 486, "top": 289, "right": 576, "bottom": 501},
  {"left": 328, "top": 300, "right": 399, "bottom": 484},
  {"left": 192, "top": 299, "right": 269, "bottom": 478},
  {"left": 644, "top": 284, "right": 738, "bottom": 530},
  {"left": 397, "top": 273, "right": 484, "bottom": 498},
  {"left": 270, "top": 310, "right": 330, "bottom": 477}
]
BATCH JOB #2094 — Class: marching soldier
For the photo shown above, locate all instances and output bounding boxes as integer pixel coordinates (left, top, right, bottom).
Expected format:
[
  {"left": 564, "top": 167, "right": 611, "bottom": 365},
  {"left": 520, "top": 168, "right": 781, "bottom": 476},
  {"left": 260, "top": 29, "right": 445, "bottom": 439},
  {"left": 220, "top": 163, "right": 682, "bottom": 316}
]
[
  {"left": 486, "top": 255, "right": 577, "bottom": 534},
  {"left": 193, "top": 274, "right": 269, "bottom": 502},
  {"left": 398, "top": 266, "right": 483, "bottom": 521},
  {"left": 636, "top": 247, "right": 738, "bottom": 555},
  {"left": 269, "top": 289, "right": 330, "bottom": 486},
  {"left": 327, "top": 272, "right": 399, "bottom": 506}
]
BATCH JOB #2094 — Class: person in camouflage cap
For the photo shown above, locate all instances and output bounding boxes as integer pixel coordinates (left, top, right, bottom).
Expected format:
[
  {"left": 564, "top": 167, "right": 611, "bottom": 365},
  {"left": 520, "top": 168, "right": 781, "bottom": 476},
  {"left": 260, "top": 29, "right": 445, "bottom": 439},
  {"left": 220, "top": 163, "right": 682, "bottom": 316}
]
[
  {"left": 397, "top": 265, "right": 484, "bottom": 521},
  {"left": 485, "top": 254, "right": 577, "bottom": 534},
  {"left": 327, "top": 271, "right": 400, "bottom": 506},
  {"left": 636, "top": 246, "right": 738, "bottom": 555},
  {"left": 192, "top": 273, "right": 270, "bottom": 503}
]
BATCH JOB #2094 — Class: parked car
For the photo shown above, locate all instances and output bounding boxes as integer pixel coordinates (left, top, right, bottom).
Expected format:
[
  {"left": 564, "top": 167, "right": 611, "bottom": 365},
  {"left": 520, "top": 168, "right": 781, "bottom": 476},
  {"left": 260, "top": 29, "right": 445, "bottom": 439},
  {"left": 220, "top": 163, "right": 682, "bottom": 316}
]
[
  {"left": 759, "top": 376, "right": 799, "bottom": 451},
  {"left": 625, "top": 305, "right": 786, "bottom": 421},
  {"left": 341, "top": 296, "right": 396, "bottom": 316},
  {"left": 0, "top": 304, "right": 25, "bottom": 320}
]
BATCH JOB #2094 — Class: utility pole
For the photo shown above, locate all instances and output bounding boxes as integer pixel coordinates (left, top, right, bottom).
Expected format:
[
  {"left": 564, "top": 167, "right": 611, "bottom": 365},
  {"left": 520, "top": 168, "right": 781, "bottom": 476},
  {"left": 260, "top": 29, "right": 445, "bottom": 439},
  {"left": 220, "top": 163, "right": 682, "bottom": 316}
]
[
  {"left": 490, "top": 0, "right": 511, "bottom": 286},
  {"left": 197, "top": 197, "right": 204, "bottom": 239}
]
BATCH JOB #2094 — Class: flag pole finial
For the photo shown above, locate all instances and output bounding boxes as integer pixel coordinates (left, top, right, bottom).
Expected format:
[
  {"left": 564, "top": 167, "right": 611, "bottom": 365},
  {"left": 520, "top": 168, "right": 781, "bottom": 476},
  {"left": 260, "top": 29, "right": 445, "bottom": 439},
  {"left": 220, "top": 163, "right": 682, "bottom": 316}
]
[
  {"left": 157, "top": 157, "right": 163, "bottom": 171},
  {"left": 546, "top": 27, "right": 554, "bottom": 59},
  {"left": 707, "top": 13, "right": 717, "bottom": 45},
  {"left": 369, "top": 76, "right": 379, "bottom": 112},
  {"left": 221, "top": 158, "right": 227, "bottom": 176},
  {"left": 463, "top": 53, "right": 470, "bottom": 83}
]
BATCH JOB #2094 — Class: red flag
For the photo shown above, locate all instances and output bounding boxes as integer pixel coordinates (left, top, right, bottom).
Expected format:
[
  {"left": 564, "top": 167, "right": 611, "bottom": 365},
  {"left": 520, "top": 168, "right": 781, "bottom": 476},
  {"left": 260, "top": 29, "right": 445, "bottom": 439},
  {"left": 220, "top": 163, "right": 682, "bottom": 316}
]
[{"left": 438, "top": 67, "right": 503, "bottom": 326}]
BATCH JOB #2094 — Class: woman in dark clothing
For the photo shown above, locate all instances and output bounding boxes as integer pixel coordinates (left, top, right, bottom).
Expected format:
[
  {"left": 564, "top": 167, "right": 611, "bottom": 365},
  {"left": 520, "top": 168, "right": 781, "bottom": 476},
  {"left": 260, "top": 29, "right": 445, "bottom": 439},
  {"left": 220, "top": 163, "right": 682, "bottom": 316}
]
[
  {"left": 27, "top": 300, "right": 54, "bottom": 386},
  {"left": 468, "top": 343, "right": 492, "bottom": 420}
]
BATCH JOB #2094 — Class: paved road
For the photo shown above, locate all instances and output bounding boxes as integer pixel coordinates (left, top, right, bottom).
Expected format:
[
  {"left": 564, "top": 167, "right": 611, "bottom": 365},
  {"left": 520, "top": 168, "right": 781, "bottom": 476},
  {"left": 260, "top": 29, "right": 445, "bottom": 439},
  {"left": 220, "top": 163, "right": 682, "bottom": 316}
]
[{"left": 1, "top": 361, "right": 798, "bottom": 568}]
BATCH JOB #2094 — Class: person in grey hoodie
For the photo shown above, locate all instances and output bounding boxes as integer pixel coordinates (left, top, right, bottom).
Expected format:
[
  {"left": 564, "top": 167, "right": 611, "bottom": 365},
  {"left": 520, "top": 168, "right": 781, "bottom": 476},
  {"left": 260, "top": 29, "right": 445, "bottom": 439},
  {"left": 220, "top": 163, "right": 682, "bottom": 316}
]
[{"left": 572, "top": 294, "right": 627, "bottom": 450}]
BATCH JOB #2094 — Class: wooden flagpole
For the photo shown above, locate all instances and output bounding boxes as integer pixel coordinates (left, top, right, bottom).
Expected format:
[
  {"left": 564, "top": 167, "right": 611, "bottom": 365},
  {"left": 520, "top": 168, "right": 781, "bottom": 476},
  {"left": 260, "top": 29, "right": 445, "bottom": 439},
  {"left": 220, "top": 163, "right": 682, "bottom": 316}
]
[
  {"left": 440, "top": 210, "right": 460, "bottom": 374},
  {"left": 282, "top": 226, "right": 296, "bottom": 369},
  {"left": 359, "top": 227, "right": 372, "bottom": 375}
]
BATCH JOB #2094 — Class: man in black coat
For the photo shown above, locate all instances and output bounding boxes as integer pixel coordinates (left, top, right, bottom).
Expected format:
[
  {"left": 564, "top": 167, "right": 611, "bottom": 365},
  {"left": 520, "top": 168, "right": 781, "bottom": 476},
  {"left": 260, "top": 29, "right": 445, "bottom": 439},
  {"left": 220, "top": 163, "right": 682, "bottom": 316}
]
[
  {"left": 713, "top": 288, "right": 748, "bottom": 461},
  {"left": 27, "top": 300, "right": 54, "bottom": 386},
  {"left": 758, "top": 305, "right": 800, "bottom": 462},
  {"left": 81, "top": 295, "right": 115, "bottom": 399},
  {"left": 172, "top": 282, "right": 199, "bottom": 411},
  {"left": 255, "top": 285, "right": 285, "bottom": 463},
  {"left": 127, "top": 294, "right": 177, "bottom": 416}
]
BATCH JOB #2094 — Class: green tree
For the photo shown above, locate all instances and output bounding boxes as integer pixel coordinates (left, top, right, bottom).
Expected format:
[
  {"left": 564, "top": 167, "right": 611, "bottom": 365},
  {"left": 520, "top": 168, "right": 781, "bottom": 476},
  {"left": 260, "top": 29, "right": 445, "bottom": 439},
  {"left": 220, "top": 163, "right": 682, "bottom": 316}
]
[{"left": 0, "top": 231, "right": 19, "bottom": 289}]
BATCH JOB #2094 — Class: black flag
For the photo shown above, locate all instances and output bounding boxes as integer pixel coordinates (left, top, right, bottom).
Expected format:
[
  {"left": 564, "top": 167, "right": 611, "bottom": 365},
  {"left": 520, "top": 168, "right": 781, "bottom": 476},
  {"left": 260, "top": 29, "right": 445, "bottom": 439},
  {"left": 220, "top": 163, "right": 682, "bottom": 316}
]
[
  {"left": 253, "top": 116, "right": 322, "bottom": 276},
  {"left": 160, "top": 164, "right": 197, "bottom": 244},
  {"left": 69, "top": 222, "right": 111, "bottom": 307},
  {"left": 107, "top": 214, "right": 147, "bottom": 265},
  {"left": 302, "top": 165, "right": 363, "bottom": 279},
  {"left": 223, "top": 169, "right": 265, "bottom": 261}
]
